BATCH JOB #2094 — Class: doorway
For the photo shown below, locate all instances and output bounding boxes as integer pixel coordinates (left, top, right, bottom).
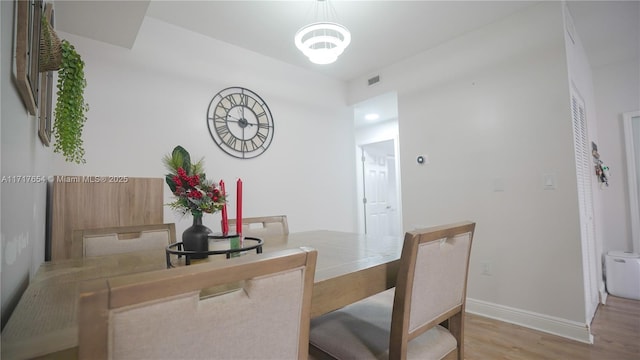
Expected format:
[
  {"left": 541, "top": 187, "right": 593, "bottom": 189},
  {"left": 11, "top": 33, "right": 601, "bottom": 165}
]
[{"left": 353, "top": 91, "right": 402, "bottom": 237}]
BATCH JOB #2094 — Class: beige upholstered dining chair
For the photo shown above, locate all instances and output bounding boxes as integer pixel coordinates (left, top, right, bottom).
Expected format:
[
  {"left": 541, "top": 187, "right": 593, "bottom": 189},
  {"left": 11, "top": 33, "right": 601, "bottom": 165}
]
[
  {"left": 78, "top": 247, "right": 317, "bottom": 360},
  {"left": 309, "top": 221, "right": 475, "bottom": 360},
  {"left": 71, "top": 223, "right": 176, "bottom": 258},
  {"left": 228, "top": 215, "right": 289, "bottom": 237}
]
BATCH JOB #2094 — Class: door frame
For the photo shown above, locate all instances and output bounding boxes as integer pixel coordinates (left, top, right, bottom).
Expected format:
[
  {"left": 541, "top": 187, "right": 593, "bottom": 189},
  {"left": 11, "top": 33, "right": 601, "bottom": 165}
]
[
  {"left": 623, "top": 111, "right": 640, "bottom": 253},
  {"left": 353, "top": 92, "right": 402, "bottom": 236}
]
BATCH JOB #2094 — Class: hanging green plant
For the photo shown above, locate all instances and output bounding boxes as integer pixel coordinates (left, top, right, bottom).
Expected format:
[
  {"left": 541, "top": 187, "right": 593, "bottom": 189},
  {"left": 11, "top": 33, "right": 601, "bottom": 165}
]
[{"left": 53, "top": 40, "right": 89, "bottom": 164}]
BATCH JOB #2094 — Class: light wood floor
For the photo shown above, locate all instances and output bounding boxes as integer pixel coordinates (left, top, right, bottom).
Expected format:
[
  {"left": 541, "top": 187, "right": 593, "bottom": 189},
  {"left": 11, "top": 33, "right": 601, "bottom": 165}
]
[
  {"left": 464, "top": 295, "right": 640, "bottom": 359},
  {"left": 309, "top": 296, "right": 639, "bottom": 359}
]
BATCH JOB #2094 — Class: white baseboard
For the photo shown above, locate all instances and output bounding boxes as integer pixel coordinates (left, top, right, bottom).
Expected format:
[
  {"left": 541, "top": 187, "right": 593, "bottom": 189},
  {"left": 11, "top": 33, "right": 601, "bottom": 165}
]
[
  {"left": 466, "top": 297, "right": 593, "bottom": 344},
  {"left": 600, "top": 286, "right": 608, "bottom": 305}
]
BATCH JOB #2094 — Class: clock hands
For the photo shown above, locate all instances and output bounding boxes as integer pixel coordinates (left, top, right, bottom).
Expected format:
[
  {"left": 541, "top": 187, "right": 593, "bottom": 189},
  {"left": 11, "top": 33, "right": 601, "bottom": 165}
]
[
  {"left": 226, "top": 113, "right": 256, "bottom": 128},
  {"left": 226, "top": 117, "right": 256, "bottom": 128},
  {"left": 225, "top": 110, "right": 255, "bottom": 144}
]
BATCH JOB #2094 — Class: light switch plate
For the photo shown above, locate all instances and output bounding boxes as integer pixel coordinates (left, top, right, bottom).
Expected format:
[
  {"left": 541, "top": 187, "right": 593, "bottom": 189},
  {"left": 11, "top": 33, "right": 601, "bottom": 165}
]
[{"left": 543, "top": 173, "right": 557, "bottom": 190}]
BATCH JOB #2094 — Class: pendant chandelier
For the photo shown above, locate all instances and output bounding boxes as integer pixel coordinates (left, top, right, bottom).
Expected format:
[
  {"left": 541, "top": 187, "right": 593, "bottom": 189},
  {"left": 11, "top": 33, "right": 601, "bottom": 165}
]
[{"left": 294, "top": 0, "right": 351, "bottom": 65}]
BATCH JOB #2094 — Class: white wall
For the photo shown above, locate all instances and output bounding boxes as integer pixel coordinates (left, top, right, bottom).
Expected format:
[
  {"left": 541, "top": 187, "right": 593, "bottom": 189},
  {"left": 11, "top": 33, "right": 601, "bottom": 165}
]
[
  {"left": 593, "top": 58, "right": 640, "bottom": 253},
  {"left": 397, "top": 45, "right": 586, "bottom": 319},
  {"left": 348, "top": 2, "right": 592, "bottom": 340},
  {"left": 1, "top": 0, "right": 53, "bottom": 327},
  {"left": 52, "top": 17, "right": 358, "bottom": 237}
]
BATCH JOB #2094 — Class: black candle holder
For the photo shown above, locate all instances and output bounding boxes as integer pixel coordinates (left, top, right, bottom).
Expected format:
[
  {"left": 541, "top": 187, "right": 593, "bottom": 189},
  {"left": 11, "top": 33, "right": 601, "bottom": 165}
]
[{"left": 165, "top": 235, "right": 263, "bottom": 268}]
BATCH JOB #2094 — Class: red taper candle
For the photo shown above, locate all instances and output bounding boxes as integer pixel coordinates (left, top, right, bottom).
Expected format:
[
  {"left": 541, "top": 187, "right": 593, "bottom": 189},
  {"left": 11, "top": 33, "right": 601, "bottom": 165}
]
[
  {"left": 236, "top": 178, "right": 242, "bottom": 235},
  {"left": 220, "top": 180, "right": 228, "bottom": 235}
]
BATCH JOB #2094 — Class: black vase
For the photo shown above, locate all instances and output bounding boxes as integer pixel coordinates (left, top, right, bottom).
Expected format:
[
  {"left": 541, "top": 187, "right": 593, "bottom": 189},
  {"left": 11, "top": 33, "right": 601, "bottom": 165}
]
[{"left": 182, "top": 214, "right": 211, "bottom": 259}]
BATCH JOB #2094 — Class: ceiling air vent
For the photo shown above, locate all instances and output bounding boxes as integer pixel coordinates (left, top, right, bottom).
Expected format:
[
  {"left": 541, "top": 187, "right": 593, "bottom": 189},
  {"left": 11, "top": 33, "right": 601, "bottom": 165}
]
[{"left": 367, "top": 75, "right": 380, "bottom": 86}]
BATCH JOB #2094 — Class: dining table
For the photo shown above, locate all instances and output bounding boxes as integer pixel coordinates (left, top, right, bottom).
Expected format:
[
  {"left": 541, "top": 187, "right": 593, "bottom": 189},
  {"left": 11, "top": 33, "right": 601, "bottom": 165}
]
[{"left": 0, "top": 230, "right": 403, "bottom": 359}]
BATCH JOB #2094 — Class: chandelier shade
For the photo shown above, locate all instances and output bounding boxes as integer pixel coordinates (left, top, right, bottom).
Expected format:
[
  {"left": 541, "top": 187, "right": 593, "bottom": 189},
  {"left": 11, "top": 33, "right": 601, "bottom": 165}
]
[{"left": 294, "top": 21, "right": 351, "bottom": 65}]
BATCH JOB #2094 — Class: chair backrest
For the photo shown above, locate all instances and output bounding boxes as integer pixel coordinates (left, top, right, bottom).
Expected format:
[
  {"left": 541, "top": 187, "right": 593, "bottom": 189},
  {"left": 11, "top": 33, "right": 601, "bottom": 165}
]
[
  {"left": 71, "top": 223, "right": 176, "bottom": 258},
  {"left": 228, "top": 215, "right": 289, "bottom": 237},
  {"left": 78, "top": 247, "right": 317, "bottom": 360},
  {"left": 390, "top": 221, "right": 475, "bottom": 359}
]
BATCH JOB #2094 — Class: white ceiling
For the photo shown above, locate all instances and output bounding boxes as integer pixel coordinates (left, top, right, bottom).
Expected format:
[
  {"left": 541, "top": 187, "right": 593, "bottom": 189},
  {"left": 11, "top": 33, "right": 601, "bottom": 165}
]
[
  {"left": 145, "top": 0, "right": 544, "bottom": 82},
  {"left": 53, "top": 1, "right": 639, "bottom": 126}
]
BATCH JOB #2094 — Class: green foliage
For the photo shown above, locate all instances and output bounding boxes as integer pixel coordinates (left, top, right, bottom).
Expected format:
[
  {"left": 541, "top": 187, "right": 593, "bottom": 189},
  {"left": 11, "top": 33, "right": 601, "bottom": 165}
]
[
  {"left": 162, "top": 145, "right": 192, "bottom": 175},
  {"left": 53, "top": 40, "right": 88, "bottom": 164},
  {"left": 163, "top": 145, "right": 205, "bottom": 191}
]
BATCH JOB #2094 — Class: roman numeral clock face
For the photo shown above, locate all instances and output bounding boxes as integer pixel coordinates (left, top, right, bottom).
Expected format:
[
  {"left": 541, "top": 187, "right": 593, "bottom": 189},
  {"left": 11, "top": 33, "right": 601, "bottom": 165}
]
[{"left": 207, "top": 87, "right": 274, "bottom": 159}]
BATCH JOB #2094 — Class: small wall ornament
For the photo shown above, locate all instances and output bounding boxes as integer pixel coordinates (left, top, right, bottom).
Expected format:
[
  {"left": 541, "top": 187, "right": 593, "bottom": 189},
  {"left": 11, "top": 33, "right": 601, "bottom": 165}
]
[{"left": 592, "top": 142, "right": 609, "bottom": 188}]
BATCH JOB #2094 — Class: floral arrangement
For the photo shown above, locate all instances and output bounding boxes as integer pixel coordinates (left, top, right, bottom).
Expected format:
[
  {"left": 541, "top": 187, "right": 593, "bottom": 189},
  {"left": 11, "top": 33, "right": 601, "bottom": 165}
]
[{"left": 163, "top": 146, "right": 226, "bottom": 217}]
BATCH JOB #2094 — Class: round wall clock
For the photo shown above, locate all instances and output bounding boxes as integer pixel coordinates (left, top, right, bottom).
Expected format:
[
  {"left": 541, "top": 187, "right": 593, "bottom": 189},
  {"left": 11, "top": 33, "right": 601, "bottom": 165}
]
[{"left": 206, "top": 87, "right": 274, "bottom": 159}]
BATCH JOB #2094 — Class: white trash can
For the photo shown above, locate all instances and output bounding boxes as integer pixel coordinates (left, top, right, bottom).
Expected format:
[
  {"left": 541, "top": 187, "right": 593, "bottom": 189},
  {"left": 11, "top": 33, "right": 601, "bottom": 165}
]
[{"left": 605, "top": 251, "right": 640, "bottom": 301}]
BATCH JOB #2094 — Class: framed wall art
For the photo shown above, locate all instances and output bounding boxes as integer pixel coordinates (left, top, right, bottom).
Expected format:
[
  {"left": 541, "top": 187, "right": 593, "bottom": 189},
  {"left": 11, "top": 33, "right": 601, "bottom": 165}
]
[
  {"left": 38, "top": 2, "right": 54, "bottom": 146},
  {"left": 15, "top": 0, "right": 43, "bottom": 116}
]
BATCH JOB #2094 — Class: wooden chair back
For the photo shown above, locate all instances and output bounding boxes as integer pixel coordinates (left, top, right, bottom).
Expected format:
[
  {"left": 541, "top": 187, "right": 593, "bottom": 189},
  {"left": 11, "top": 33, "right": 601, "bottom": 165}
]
[
  {"left": 390, "top": 221, "right": 475, "bottom": 359},
  {"left": 71, "top": 223, "right": 176, "bottom": 258},
  {"left": 78, "top": 247, "right": 317, "bottom": 360},
  {"left": 228, "top": 215, "right": 289, "bottom": 236}
]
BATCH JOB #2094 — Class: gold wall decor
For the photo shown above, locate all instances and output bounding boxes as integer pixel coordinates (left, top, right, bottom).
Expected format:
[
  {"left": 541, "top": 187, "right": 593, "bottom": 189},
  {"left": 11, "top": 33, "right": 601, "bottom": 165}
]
[
  {"left": 38, "top": 2, "right": 54, "bottom": 146},
  {"left": 15, "top": 0, "right": 43, "bottom": 116}
]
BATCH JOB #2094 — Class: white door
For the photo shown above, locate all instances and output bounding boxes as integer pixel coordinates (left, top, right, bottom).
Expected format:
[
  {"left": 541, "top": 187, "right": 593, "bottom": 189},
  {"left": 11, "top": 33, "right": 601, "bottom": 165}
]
[
  {"left": 362, "top": 140, "right": 399, "bottom": 237},
  {"left": 571, "top": 91, "right": 599, "bottom": 328}
]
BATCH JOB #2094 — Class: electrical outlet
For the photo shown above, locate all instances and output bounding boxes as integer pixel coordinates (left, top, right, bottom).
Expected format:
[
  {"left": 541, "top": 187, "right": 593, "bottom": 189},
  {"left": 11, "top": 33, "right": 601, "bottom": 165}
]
[{"left": 481, "top": 262, "right": 492, "bottom": 276}]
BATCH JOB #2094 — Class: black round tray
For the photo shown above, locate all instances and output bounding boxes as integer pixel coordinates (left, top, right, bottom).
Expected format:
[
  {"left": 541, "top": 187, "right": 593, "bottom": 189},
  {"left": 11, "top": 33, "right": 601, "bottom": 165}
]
[{"left": 165, "top": 235, "right": 264, "bottom": 267}]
